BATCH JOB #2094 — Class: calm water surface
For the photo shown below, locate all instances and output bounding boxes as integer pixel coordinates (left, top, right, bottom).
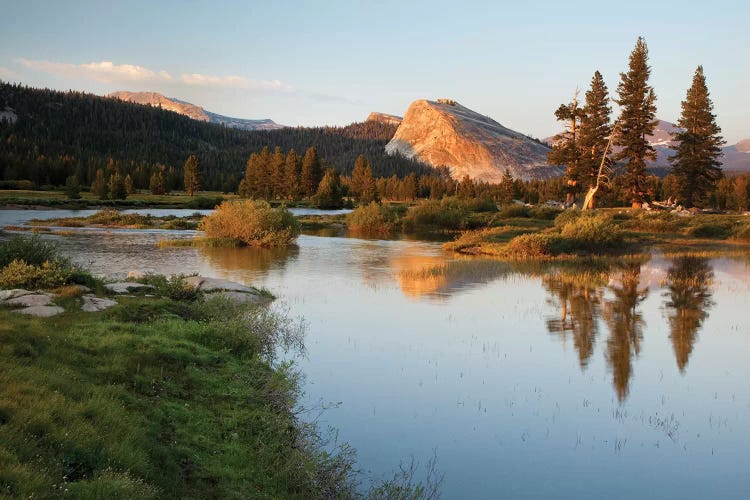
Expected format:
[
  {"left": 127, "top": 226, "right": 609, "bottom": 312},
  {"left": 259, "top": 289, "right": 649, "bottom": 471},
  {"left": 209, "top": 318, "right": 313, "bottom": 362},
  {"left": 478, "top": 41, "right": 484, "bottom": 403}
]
[{"left": 2, "top": 209, "right": 749, "bottom": 499}]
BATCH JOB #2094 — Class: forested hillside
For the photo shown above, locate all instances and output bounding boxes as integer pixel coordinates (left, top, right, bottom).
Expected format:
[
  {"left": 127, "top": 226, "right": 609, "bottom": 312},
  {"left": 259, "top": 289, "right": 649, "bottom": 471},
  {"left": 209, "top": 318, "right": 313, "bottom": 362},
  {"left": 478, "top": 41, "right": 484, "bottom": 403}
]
[{"left": 0, "top": 82, "right": 435, "bottom": 191}]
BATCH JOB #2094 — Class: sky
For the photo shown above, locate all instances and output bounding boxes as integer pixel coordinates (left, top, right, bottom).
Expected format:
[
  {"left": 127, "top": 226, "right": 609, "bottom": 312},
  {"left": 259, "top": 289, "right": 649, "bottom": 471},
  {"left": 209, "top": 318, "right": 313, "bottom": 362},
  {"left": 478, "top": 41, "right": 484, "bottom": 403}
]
[{"left": 1, "top": 0, "right": 748, "bottom": 143}]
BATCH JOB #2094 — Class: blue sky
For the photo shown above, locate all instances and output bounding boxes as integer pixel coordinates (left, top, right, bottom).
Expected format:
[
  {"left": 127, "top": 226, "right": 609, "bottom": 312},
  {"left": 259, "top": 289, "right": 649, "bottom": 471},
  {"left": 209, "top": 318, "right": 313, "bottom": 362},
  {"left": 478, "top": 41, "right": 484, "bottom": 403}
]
[{"left": 1, "top": 0, "right": 748, "bottom": 143}]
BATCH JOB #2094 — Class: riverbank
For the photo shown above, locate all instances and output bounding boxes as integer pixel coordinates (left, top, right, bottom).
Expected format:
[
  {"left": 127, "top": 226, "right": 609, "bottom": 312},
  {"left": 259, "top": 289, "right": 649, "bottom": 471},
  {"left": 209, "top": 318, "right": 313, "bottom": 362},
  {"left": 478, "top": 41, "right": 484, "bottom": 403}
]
[{"left": 444, "top": 208, "right": 750, "bottom": 260}]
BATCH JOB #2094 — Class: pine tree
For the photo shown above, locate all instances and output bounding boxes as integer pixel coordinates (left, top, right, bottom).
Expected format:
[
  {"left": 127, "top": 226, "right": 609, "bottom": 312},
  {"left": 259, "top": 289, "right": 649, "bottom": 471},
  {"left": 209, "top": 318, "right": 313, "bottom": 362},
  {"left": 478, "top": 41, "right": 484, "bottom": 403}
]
[
  {"left": 64, "top": 175, "right": 81, "bottom": 200},
  {"left": 615, "top": 37, "right": 658, "bottom": 207},
  {"left": 350, "top": 155, "right": 370, "bottom": 199},
  {"left": 313, "top": 168, "right": 344, "bottom": 209},
  {"left": 283, "top": 149, "right": 301, "bottom": 199},
  {"left": 547, "top": 92, "right": 585, "bottom": 204},
  {"left": 149, "top": 170, "right": 166, "bottom": 195},
  {"left": 91, "top": 168, "right": 108, "bottom": 200},
  {"left": 500, "top": 169, "right": 515, "bottom": 204},
  {"left": 669, "top": 66, "right": 725, "bottom": 207},
  {"left": 183, "top": 155, "right": 200, "bottom": 196},
  {"left": 108, "top": 171, "right": 127, "bottom": 200},
  {"left": 124, "top": 174, "right": 134, "bottom": 195},
  {"left": 270, "top": 147, "right": 286, "bottom": 199},
  {"left": 579, "top": 71, "right": 612, "bottom": 191},
  {"left": 300, "top": 147, "right": 322, "bottom": 197}
]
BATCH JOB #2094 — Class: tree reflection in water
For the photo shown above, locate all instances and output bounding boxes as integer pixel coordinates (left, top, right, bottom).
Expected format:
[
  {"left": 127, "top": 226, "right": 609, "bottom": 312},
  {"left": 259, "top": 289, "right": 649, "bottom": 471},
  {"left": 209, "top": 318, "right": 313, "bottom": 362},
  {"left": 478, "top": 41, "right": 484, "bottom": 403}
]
[
  {"left": 663, "top": 257, "right": 714, "bottom": 372},
  {"left": 603, "top": 262, "right": 648, "bottom": 401},
  {"left": 543, "top": 270, "right": 607, "bottom": 368}
]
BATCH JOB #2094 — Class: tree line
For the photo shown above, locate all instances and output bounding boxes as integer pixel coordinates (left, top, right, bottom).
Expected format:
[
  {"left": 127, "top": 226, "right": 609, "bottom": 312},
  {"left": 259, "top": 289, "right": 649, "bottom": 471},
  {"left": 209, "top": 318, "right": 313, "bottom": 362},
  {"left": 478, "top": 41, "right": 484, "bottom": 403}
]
[
  {"left": 0, "top": 82, "right": 434, "bottom": 193},
  {"left": 548, "top": 37, "right": 725, "bottom": 208}
]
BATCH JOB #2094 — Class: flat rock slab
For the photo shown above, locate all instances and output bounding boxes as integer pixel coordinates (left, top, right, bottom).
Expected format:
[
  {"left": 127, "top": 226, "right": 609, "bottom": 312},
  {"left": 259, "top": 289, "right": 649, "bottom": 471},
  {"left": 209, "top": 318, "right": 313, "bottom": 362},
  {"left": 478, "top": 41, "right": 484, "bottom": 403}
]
[
  {"left": 183, "top": 276, "right": 258, "bottom": 293},
  {"left": 105, "top": 282, "right": 154, "bottom": 294},
  {"left": 16, "top": 305, "right": 65, "bottom": 317},
  {"left": 5, "top": 294, "right": 53, "bottom": 308},
  {"left": 0, "top": 289, "right": 35, "bottom": 301},
  {"left": 205, "top": 291, "right": 265, "bottom": 305},
  {"left": 81, "top": 295, "right": 118, "bottom": 312}
]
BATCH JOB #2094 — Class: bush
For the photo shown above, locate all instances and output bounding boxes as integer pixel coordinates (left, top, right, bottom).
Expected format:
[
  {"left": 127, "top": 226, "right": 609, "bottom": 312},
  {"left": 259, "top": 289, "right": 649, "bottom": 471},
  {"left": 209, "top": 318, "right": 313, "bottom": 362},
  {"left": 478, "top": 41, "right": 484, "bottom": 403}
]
[
  {"left": 505, "top": 233, "right": 562, "bottom": 258},
  {"left": 559, "top": 213, "right": 623, "bottom": 250},
  {"left": 346, "top": 202, "right": 397, "bottom": 235},
  {"left": 529, "top": 206, "right": 561, "bottom": 220},
  {"left": 732, "top": 222, "right": 750, "bottom": 241},
  {"left": 402, "top": 198, "right": 469, "bottom": 231},
  {"left": 137, "top": 274, "right": 201, "bottom": 301},
  {"left": 553, "top": 207, "right": 584, "bottom": 228},
  {"left": 0, "top": 235, "right": 60, "bottom": 267},
  {"left": 498, "top": 204, "right": 531, "bottom": 218},
  {"left": 686, "top": 222, "right": 733, "bottom": 239},
  {"left": 623, "top": 211, "right": 684, "bottom": 233},
  {"left": 0, "top": 259, "right": 72, "bottom": 288},
  {"left": 200, "top": 200, "right": 300, "bottom": 247},
  {"left": 187, "top": 196, "right": 224, "bottom": 209}
]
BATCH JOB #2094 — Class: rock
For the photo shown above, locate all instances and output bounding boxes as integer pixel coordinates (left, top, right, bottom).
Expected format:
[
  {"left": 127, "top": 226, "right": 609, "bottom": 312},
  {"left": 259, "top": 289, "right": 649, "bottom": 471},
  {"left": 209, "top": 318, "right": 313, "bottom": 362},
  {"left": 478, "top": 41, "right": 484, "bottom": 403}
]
[
  {"left": 127, "top": 270, "right": 147, "bottom": 280},
  {"left": 385, "top": 99, "right": 560, "bottom": 182},
  {"left": 366, "top": 111, "right": 402, "bottom": 126},
  {"left": 4, "top": 294, "right": 53, "bottom": 307},
  {"left": 16, "top": 305, "right": 65, "bottom": 317},
  {"left": 205, "top": 291, "right": 265, "bottom": 305},
  {"left": 182, "top": 276, "right": 259, "bottom": 294},
  {"left": 81, "top": 295, "right": 118, "bottom": 312},
  {"left": 0, "top": 289, "right": 34, "bottom": 301},
  {"left": 104, "top": 282, "right": 154, "bottom": 294}
]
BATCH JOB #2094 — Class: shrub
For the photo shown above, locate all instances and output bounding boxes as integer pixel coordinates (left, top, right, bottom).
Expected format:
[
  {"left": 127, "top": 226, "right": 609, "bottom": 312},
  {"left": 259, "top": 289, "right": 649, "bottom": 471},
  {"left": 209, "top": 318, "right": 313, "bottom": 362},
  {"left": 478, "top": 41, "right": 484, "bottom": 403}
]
[
  {"left": 138, "top": 274, "right": 200, "bottom": 302},
  {"left": 0, "top": 259, "right": 72, "bottom": 289},
  {"left": 200, "top": 200, "right": 300, "bottom": 247},
  {"left": 559, "top": 213, "right": 623, "bottom": 251},
  {"left": 460, "top": 197, "right": 498, "bottom": 213},
  {"left": 553, "top": 207, "right": 584, "bottom": 228},
  {"left": 732, "top": 222, "right": 750, "bottom": 241},
  {"left": 623, "top": 211, "right": 684, "bottom": 233},
  {"left": 187, "top": 196, "right": 224, "bottom": 209},
  {"left": 505, "top": 233, "right": 562, "bottom": 258},
  {"left": 498, "top": 204, "right": 531, "bottom": 218},
  {"left": 0, "top": 235, "right": 60, "bottom": 267},
  {"left": 347, "top": 202, "right": 397, "bottom": 235},
  {"left": 529, "top": 206, "right": 561, "bottom": 220},
  {"left": 686, "top": 222, "right": 733, "bottom": 239},
  {"left": 402, "top": 198, "right": 469, "bottom": 231}
]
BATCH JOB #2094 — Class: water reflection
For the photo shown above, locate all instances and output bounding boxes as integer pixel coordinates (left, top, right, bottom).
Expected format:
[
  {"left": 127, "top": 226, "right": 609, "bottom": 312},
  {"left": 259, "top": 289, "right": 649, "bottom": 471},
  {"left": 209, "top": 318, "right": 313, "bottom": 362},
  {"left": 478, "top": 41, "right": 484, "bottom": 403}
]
[
  {"left": 663, "top": 257, "right": 714, "bottom": 372},
  {"left": 542, "top": 270, "right": 607, "bottom": 368},
  {"left": 603, "top": 262, "right": 649, "bottom": 401},
  {"left": 198, "top": 244, "right": 299, "bottom": 275}
]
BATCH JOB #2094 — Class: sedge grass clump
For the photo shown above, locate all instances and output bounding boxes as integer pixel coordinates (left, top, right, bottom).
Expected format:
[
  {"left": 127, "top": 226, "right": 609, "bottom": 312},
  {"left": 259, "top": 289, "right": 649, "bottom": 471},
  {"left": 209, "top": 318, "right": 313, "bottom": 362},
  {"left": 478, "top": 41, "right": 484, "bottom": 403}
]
[
  {"left": 200, "top": 200, "right": 299, "bottom": 247},
  {"left": 0, "top": 234, "right": 59, "bottom": 267},
  {"left": 347, "top": 201, "right": 397, "bottom": 235},
  {"left": 731, "top": 222, "right": 750, "bottom": 241},
  {"left": 685, "top": 221, "right": 733, "bottom": 239}
]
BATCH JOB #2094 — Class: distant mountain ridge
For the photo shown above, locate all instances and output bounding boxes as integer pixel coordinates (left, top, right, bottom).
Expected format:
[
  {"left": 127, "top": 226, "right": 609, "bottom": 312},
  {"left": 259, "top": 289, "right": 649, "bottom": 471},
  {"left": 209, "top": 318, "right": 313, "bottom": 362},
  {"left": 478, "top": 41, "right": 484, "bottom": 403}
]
[
  {"left": 545, "top": 119, "right": 750, "bottom": 174},
  {"left": 386, "top": 99, "right": 560, "bottom": 182},
  {"left": 107, "top": 91, "right": 283, "bottom": 131}
]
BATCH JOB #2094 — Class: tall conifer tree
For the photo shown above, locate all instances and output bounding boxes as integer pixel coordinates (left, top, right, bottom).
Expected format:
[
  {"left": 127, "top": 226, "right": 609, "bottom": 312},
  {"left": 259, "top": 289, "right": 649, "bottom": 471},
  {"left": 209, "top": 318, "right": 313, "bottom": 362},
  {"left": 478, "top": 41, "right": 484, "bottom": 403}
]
[
  {"left": 547, "top": 92, "right": 584, "bottom": 204},
  {"left": 579, "top": 71, "right": 612, "bottom": 191},
  {"left": 615, "top": 37, "right": 658, "bottom": 207},
  {"left": 300, "top": 147, "right": 322, "bottom": 197},
  {"left": 183, "top": 155, "right": 200, "bottom": 196},
  {"left": 669, "top": 66, "right": 724, "bottom": 207}
]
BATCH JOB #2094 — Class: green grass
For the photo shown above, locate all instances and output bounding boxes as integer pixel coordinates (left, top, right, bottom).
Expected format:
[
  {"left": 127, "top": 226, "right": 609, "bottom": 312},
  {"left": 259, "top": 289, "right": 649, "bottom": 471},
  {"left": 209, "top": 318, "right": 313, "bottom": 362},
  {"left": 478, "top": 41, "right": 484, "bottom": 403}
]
[
  {"left": 0, "top": 295, "right": 356, "bottom": 499},
  {"left": 26, "top": 210, "right": 202, "bottom": 231},
  {"left": 0, "top": 189, "right": 234, "bottom": 209}
]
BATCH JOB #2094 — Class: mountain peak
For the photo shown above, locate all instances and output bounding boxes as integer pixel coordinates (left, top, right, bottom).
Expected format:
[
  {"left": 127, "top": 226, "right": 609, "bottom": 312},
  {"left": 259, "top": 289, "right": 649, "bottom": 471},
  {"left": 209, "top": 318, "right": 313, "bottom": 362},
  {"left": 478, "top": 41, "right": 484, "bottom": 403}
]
[
  {"left": 107, "top": 91, "right": 283, "bottom": 131},
  {"left": 366, "top": 112, "right": 402, "bottom": 126},
  {"left": 385, "top": 99, "right": 559, "bottom": 182}
]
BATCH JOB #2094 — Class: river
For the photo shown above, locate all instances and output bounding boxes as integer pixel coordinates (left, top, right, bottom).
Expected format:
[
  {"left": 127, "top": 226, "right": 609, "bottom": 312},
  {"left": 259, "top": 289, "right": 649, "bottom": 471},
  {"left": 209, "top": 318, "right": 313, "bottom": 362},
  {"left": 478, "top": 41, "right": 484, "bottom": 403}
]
[{"left": 2, "top": 208, "right": 749, "bottom": 499}]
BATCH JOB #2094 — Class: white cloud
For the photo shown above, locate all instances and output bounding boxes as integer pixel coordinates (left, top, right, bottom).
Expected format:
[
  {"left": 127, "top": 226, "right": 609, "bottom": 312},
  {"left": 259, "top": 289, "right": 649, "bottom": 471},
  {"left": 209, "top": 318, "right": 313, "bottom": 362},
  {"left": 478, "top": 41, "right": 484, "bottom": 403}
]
[
  {"left": 0, "top": 65, "right": 19, "bottom": 81},
  {"left": 17, "top": 58, "right": 172, "bottom": 83},
  {"left": 15, "top": 58, "right": 290, "bottom": 91}
]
